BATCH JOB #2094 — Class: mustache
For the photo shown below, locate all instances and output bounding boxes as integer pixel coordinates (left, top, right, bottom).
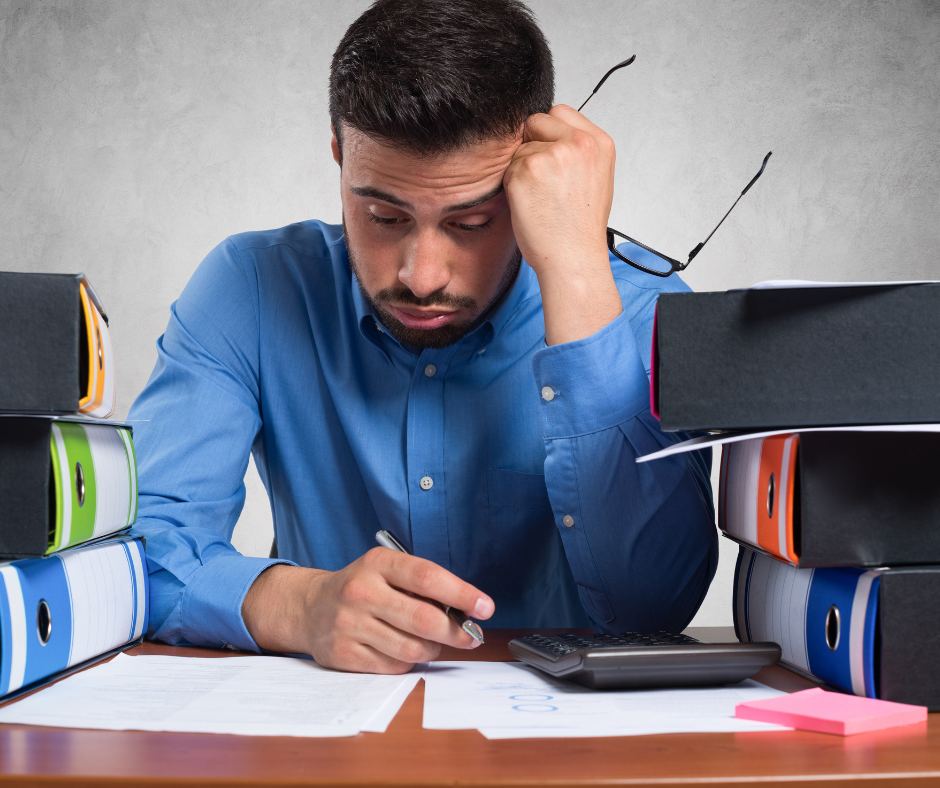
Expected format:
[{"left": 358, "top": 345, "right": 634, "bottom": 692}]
[{"left": 373, "top": 287, "right": 477, "bottom": 310}]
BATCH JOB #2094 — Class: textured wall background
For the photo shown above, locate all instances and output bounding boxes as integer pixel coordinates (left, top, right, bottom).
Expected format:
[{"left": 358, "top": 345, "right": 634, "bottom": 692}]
[{"left": 1, "top": 0, "right": 937, "bottom": 627}]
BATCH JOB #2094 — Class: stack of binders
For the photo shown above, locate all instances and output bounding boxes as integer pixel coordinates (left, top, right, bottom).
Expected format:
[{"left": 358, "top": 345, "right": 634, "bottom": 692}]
[
  {"left": 0, "top": 272, "right": 148, "bottom": 703},
  {"left": 648, "top": 280, "right": 940, "bottom": 710}
]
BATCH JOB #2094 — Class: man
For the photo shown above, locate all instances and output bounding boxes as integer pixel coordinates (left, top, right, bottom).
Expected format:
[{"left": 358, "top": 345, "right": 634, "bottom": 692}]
[{"left": 130, "top": 0, "right": 717, "bottom": 674}]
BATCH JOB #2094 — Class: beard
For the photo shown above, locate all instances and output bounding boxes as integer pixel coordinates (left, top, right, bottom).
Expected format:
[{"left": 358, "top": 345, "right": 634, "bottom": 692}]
[{"left": 344, "top": 218, "right": 522, "bottom": 350}]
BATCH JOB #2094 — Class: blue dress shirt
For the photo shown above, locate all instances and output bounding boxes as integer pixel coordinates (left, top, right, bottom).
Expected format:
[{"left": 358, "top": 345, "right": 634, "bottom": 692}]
[{"left": 129, "top": 220, "right": 717, "bottom": 651}]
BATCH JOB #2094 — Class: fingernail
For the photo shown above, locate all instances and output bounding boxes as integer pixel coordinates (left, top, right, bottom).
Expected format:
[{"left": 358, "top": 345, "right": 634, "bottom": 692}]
[
  {"left": 473, "top": 596, "right": 494, "bottom": 619},
  {"left": 469, "top": 637, "right": 482, "bottom": 648}
]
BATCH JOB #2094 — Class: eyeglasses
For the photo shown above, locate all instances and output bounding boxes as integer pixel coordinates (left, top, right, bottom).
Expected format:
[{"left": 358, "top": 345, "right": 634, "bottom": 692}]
[{"left": 579, "top": 56, "right": 771, "bottom": 277}]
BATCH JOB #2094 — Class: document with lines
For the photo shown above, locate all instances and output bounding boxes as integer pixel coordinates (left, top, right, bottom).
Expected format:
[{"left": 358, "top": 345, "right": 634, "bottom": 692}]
[
  {"left": 423, "top": 662, "right": 789, "bottom": 739},
  {"left": 0, "top": 653, "right": 424, "bottom": 737}
]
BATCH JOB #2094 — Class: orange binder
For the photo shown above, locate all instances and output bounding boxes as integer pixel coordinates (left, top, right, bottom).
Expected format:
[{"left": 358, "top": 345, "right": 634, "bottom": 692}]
[
  {"left": 719, "top": 433, "right": 800, "bottom": 564},
  {"left": 77, "top": 277, "right": 114, "bottom": 417}
]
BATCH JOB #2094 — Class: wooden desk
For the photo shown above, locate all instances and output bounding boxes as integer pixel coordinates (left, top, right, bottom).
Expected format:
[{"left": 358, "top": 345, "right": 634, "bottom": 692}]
[{"left": 0, "top": 628, "right": 937, "bottom": 787}]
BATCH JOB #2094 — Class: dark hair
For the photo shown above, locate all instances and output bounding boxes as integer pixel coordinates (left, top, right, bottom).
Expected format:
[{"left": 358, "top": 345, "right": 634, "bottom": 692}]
[{"left": 329, "top": 0, "right": 554, "bottom": 161}]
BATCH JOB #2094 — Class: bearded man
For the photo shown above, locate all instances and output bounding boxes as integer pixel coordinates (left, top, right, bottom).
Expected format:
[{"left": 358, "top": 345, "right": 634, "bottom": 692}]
[{"left": 130, "top": 0, "right": 717, "bottom": 673}]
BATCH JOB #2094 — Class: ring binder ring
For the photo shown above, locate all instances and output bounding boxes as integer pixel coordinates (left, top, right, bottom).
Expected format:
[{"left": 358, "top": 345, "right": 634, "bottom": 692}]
[
  {"left": 36, "top": 599, "right": 51, "bottom": 646},
  {"left": 825, "top": 605, "right": 841, "bottom": 652},
  {"left": 75, "top": 462, "right": 85, "bottom": 508},
  {"left": 766, "top": 472, "right": 775, "bottom": 518}
]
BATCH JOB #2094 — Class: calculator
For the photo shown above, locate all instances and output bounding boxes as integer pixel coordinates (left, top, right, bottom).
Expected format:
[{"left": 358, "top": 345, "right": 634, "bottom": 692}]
[{"left": 508, "top": 632, "right": 781, "bottom": 690}]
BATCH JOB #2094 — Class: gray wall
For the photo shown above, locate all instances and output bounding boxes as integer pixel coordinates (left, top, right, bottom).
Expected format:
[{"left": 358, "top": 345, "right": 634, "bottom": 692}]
[{"left": 2, "top": 0, "right": 937, "bottom": 627}]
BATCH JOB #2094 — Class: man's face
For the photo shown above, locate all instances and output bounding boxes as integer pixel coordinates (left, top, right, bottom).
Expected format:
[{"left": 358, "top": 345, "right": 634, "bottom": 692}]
[{"left": 334, "top": 125, "right": 523, "bottom": 349}]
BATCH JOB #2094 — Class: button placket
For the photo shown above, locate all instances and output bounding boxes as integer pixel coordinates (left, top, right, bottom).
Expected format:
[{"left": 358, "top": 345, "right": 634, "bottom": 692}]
[{"left": 404, "top": 344, "right": 459, "bottom": 569}]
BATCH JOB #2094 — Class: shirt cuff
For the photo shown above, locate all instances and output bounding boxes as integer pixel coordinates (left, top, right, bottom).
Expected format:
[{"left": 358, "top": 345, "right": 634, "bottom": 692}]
[
  {"left": 180, "top": 555, "right": 295, "bottom": 652},
  {"left": 532, "top": 310, "right": 650, "bottom": 439}
]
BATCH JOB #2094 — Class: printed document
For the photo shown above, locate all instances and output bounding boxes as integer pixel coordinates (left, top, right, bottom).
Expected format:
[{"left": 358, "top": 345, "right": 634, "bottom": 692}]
[
  {"left": 423, "top": 662, "right": 790, "bottom": 739},
  {"left": 0, "top": 653, "right": 423, "bottom": 737}
]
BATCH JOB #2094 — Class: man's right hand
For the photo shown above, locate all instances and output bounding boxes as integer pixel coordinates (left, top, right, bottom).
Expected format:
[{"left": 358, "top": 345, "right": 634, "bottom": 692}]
[{"left": 241, "top": 548, "right": 495, "bottom": 673}]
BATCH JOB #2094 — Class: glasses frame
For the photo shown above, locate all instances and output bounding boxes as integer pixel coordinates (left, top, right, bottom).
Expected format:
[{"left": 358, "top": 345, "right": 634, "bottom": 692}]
[{"left": 579, "top": 56, "right": 772, "bottom": 277}]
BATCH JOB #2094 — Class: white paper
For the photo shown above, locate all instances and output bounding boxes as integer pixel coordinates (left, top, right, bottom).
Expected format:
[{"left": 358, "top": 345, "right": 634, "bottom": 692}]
[
  {"left": 0, "top": 653, "right": 418, "bottom": 737},
  {"left": 636, "top": 424, "right": 940, "bottom": 463},
  {"left": 742, "top": 279, "right": 938, "bottom": 290},
  {"left": 422, "top": 661, "right": 789, "bottom": 738}
]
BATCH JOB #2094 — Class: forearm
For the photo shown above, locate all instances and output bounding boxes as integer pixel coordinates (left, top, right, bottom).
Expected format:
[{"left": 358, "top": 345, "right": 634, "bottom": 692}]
[{"left": 535, "top": 254, "right": 623, "bottom": 347}]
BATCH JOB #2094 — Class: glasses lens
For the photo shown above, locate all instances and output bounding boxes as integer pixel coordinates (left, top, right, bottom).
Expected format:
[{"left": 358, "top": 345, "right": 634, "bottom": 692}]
[{"left": 614, "top": 240, "right": 675, "bottom": 275}]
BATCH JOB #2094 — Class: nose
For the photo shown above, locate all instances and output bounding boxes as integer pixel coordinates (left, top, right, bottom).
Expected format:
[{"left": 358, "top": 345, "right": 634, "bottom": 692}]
[{"left": 398, "top": 228, "right": 451, "bottom": 299}]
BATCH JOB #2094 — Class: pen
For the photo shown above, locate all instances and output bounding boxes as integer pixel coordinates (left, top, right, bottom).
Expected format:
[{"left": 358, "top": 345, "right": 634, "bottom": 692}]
[{"left": 375, "top": 529, "right": 485, "bottom": 644}]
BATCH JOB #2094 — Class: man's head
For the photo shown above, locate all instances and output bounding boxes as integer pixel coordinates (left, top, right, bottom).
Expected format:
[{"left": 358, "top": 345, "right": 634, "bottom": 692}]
[{"left": 329, "top": 0, "right": 554, "bottom": 349}]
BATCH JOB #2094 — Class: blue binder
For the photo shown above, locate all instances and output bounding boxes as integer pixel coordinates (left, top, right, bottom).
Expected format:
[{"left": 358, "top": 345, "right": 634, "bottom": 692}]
[
  {"left": 0, "top": 537, "right": 148, "bottom": 699},
  {"left": 733, "top": 546, "right": 880, "bottom": 698}
]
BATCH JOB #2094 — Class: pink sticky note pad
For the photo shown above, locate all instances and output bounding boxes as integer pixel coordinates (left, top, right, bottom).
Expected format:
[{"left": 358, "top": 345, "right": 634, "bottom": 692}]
[{"left": 736, "top": 688, "right": 927, "bottom": 736}]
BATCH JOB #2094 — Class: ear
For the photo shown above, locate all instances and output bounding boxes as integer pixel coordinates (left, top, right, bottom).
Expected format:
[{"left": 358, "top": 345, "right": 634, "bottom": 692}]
[{"left": 330, "top": 124, "right": 341, "bottom": 166}]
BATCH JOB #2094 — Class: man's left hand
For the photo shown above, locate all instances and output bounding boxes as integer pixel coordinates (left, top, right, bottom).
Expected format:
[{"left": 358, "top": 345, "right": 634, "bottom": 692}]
[{"left": 503, "top": 104, "right": 623, "bottom": 346}]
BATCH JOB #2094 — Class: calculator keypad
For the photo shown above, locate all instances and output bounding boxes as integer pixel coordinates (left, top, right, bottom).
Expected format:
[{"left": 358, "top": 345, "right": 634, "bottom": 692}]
[{"left": 519, "top": 631, "right": 699, "bottom": 660}]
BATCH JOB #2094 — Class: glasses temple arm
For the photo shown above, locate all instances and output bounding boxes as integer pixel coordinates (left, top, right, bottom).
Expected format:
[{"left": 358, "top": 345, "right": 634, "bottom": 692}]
[
  {"left": 686, "top": 151, "right": 772, "bottom": 264},
  {"left": 578, "top": 55, "right": 636, "bottom": 112}
]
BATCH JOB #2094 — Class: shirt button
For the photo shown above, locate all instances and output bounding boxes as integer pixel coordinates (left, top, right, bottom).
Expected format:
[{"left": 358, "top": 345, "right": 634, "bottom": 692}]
[
  {"left": 563, "top": 515, "right": 575, "bottom": 527},
  {"left": 541, "top": 386, "right": 555, "bottom": 402},
  {"left": 424, "top": 364, "right": 437, "bottom": 377},
  {"left": 374, "top": 321, "right": 384, "bottom": 333},
  {"left": 420, "top": 476, "right": 434, "bottom": 490}
]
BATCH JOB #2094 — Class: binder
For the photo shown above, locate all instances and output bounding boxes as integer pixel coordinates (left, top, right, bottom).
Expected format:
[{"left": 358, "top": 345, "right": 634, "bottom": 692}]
[
  {"left": 650, "top": 282, "right": 940, "bottom": 431},
  {"left": 0, "top": 272, "right": 114, "bottom": 417},
  {"left": 719, "top": 431, "right": 940, "bottom": 567},
  {"left": 0, "top": 418, "right": 138, "bottom": 560},
  {"left": 734, "top": 546, "right": 940, "bottom": 710},
  {"left": 0, "top": 537, "right": 149, "bottom": 699}
]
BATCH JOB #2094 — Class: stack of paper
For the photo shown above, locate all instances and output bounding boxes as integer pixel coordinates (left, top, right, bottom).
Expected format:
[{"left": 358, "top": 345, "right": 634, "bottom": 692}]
[
  {"left": 0, "top": 654, "right": 424, "bottom": 737},
  {"left": 422, "top": 662, "right": 791, "bottom": 739}
]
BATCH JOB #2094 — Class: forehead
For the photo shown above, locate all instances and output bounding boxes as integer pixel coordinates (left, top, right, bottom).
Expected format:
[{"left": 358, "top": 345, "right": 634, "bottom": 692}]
[{"left": 340, "top": 125, "right": 522, "bottom": 202}]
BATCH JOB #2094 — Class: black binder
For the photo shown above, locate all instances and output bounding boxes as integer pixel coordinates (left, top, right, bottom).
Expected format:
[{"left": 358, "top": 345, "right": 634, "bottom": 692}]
[
  {"left": 0, "top": 271, "right": 113, "bottom": 415},
  {"left": 652, "top": 283, "right": 940, "bottom": 431}
]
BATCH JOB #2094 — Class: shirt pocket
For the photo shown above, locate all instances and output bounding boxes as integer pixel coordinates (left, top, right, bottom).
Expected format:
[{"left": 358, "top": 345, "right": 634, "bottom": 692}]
[
  {"left": 486, "top": 469, "right": 557, "bottom": 600},
  {"left": 487, "top": 468, "right": 553, "bottom": 509}
]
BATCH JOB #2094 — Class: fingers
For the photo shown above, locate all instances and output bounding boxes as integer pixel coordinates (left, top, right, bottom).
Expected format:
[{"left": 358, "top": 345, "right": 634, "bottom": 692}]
[
  {"left": 366, "top": 548, "right": 495, "bottom": 621},
  {"left": 382, "top": 586, "right": 481, "bottom": 650},
  {"left": 522, "top": 104, "right": 606, "bottom": 143},
  {"left": 317, "top": 638, "right": 426, "bottom": 675}
]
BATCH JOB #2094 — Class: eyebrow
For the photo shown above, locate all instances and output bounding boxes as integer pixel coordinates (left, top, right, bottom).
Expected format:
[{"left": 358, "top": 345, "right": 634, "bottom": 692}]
[{"left": 349, "top": 183, "right": 505, "bottom": 214}]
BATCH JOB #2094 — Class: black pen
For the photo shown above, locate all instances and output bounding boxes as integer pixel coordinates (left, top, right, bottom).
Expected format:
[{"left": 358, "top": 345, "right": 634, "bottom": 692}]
[{"left": 375, "top": 529, "right": 485, "bottom": 644}]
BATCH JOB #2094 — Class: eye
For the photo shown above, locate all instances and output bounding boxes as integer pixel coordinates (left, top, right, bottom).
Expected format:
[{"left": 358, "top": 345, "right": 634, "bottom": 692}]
[
  {"left": 367, "top": 212, "right": 408, "bottom": 227},
  {"left": 453, "top": 218, "right": 493, "bottom": 232}
]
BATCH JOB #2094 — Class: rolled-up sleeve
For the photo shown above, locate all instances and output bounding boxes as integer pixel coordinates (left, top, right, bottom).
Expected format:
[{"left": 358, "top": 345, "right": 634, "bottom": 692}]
[
  {"left": 129, "top": 239, "right": 292, "bottom": 651},
  {"left": 533, "top": 301, "right": 717, "bottom": 633}
]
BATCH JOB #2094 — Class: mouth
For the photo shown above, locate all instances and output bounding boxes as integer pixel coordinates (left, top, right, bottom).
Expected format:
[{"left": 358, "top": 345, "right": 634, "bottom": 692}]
[{"left": 388, "top": 305, "right": 462, "bottom": 330}]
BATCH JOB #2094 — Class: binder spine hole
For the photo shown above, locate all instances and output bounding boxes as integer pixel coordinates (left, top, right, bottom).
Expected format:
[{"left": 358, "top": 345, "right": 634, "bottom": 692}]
[
  {"left": 766, "top": 472, "right": 775, "bottom": 518},
  {"left": 37, "top": 599, "right": 52, "bottom": 646},
  {"left": 825, "top": 604, "right": 841, "bottom": 652},
  {"left": 75, "top": 462, "right": 85, "bottom": 508}
]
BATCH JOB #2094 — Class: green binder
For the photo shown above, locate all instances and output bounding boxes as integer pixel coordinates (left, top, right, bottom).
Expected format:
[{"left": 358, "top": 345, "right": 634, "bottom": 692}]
[{"left": 0, "top": 418, "right": 138, "bottom": 559}]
